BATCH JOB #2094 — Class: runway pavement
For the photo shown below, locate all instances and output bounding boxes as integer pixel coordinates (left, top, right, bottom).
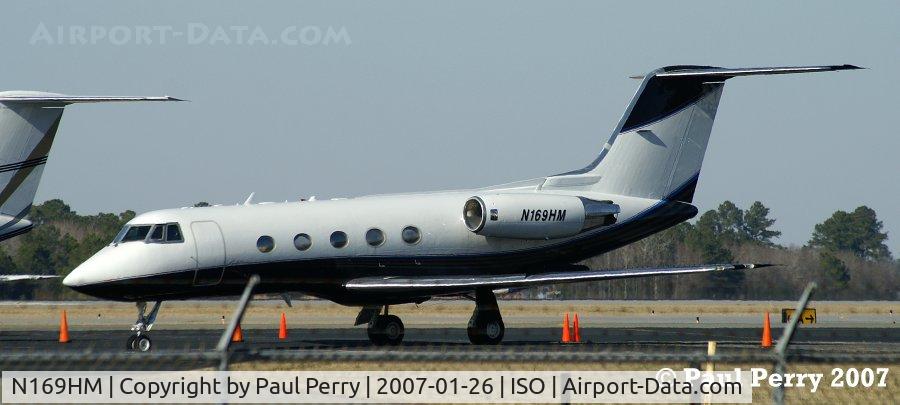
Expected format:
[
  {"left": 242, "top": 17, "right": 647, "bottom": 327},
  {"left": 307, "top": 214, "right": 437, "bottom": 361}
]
[
  {"left": 2, "top": 300, "right": 896, "bottom": 331},
  {"left": 1, "top": 325, "right": 897, "bottom": 354},
  {"left": 2, "top": 300, "right": 896, "bottom": 361}
]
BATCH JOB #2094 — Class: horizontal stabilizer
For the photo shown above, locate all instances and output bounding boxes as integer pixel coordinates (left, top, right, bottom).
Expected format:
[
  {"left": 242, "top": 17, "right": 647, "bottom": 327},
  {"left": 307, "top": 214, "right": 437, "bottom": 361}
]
[
  {"left": 630, "top": 64, "right": 861, "bottom": 79},
  {"left": 0, "top": 91, "right": 183, "bottom": 104},
  {"left": 344, "top": 263, "right": 772, "bottom": 293}
]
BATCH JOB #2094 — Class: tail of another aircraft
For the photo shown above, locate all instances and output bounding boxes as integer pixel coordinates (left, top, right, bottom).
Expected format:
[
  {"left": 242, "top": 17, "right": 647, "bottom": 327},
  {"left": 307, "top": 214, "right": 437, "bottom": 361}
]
[
  {"left": 544, "top": 65, "right": 859, "bottom": 202},
  {"left": 0, "top": 91, "right": 180, "bottom": 240}
]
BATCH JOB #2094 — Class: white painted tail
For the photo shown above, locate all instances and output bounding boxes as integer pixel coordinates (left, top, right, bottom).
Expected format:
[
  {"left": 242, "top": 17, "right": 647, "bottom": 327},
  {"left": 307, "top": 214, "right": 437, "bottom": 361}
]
[
  {"left": 0, "top": 91, "right": 180, "bottom": 240},
  {"left": 544, "top": 65, "right": 860, "bottom": 202}
]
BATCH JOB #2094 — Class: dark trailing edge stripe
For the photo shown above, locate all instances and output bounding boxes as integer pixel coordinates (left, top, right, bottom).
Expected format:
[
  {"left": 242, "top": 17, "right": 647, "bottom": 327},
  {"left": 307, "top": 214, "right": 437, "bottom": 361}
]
[
  {"left": 666, "top": 173, "right": 700, "bottom": 204},
  {"left": 620, "top": 76, "right": 720, "bottom": 133},
  {"left": 0, "top": 204, "right": 33, "bottom": 232},
  {"left": 0, "top": 156, "right": 48, "bottom": 174},
  {"left": 0, "top": 114, "right": 63, "bottom": 207},
  {"left": 0, "top": 224, "right": 33, "bottom": 242}
]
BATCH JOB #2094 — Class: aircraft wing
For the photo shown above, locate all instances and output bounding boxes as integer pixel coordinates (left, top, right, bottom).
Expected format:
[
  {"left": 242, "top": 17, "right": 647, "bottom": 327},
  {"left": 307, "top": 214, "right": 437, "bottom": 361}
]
[
  {"left": 344, "top": 264, "right": 771, "bottom": 294},
  {"left": 0, "top": 275, "right": 58, "bottom": 282}
]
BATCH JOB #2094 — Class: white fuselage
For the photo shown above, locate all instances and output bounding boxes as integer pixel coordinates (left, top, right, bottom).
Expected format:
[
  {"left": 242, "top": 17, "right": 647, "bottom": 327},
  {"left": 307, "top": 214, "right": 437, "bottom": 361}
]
[{"left": 62, "top": 186, "right": 677, "bottom": 303}]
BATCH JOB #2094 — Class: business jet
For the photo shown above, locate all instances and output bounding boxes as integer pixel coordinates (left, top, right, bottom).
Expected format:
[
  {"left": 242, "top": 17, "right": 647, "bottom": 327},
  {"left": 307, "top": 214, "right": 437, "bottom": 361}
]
[
  {"left": 62, "top": 65, "right": 858, "bottom": 351},
  {"left": 0, "top": 92, "right": 178, "bottom": 283}
]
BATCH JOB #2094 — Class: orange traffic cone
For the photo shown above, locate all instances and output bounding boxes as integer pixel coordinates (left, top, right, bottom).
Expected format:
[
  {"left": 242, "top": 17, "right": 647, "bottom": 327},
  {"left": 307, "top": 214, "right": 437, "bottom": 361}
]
[
  {"left": 761, "top": 312, "right": 772, "bottom": 348},
  {"left": 278, "top": 312, "right": 288, "bottom": 340},
  {"left": 561, "top": 313, "right": 571, "bottom": 343},
  {"left": 58, "top": 310, "right": 70, "bottom": 343},
  {"left": 231, "top": 323, "right": 244, "bottom": 343},
  {"left": 573, "top": 313, "right": 581, "bottom": 343}
]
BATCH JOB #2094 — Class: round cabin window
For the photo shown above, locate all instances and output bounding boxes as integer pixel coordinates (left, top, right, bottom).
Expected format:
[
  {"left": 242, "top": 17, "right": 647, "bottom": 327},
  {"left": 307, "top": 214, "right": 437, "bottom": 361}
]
[
  {"left": 366, "top": 228, "right": 385, "bottom": 247},
  {"left": 257, "top": 235, "right": 275, "bottom": 253},
  {"left": 401, "top": 226, "right": 421, "bottom": 245},
  {"left": 330, "top": 231, "right": 348, "bottom": 248},
  {"left": 293, "top": 233, "right": 312, "bottom": 251}
]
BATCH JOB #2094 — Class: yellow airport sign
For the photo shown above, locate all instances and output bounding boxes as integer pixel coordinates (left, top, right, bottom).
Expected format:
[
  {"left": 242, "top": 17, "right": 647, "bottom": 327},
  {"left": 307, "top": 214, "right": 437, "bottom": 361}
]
[{"left": 781, "top": 308, "right": 816, "bottom": 324}]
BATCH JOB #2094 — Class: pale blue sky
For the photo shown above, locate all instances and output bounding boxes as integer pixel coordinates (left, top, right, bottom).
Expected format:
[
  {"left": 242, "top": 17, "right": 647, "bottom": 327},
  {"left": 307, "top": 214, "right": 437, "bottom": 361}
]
[{"left": 2, "top": 1, "right": 898, "bottom": 254}]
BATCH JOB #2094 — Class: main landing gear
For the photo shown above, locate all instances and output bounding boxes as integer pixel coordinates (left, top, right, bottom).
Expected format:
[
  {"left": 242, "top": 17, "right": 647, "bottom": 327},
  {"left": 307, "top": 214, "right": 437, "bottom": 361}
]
[
  {"left": 358, "top": 289, "right": 505, "bottom": 346},
  {"left": 366, "top": 305, "right": 405, "bottom": 346},
  {"left": 467, "top": 289, "right": 505, "bottom": 345},
  {"left": 127, "top": 301, "right": 162, "bottom": 352}
]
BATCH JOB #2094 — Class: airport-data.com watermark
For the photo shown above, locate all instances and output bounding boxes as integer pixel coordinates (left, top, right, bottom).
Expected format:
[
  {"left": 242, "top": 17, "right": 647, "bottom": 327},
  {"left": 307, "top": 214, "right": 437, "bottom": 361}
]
[{"left": 29, "top": 23, "right": 352, "bottom": 47}]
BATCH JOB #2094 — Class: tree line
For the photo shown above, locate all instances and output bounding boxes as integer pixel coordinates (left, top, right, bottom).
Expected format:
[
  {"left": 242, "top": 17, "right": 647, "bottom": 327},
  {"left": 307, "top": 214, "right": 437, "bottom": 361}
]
[
  {"left": 0, "top": 199, "right": 896, "bottom": 300},
  {"left": 549, "top": 202, "right": 897, "bottom": 300},
  {"left": 0, "top": 200, "right": 135, "bottom": 300}
]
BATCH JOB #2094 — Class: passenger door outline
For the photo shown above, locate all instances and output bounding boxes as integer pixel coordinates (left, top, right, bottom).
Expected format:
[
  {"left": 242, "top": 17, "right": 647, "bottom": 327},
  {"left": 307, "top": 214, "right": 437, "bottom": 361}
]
[{"left": 191, "top": 221, "right": 226, "bottom": 286}]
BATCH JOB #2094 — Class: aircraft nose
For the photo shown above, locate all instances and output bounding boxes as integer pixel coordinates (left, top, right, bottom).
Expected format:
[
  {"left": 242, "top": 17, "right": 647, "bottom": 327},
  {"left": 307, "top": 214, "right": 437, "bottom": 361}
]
[
  {"left": 63, "top": 265, "right": 85, "bottom": 287},
  {"left": 63, "top": 249, "right": 129, "bottom": 300},
  {"left": 64, "top": 252, "right": 109, "bottom": 288}
]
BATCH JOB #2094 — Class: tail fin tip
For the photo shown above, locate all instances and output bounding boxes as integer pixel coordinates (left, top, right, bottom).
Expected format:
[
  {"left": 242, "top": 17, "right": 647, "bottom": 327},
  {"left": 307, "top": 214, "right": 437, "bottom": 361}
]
[
  {"left": 630, "top": 64, "right": 862, "bottom": 80},
  {"left": 0, "top": 91, "right": 185, "bottom": 104}
]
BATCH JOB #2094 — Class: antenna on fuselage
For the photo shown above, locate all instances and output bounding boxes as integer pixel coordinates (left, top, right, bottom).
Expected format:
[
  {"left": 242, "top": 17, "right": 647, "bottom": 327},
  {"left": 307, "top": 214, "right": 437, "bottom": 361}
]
[{"left": 243, "top": 192, "right": 255, "bottom": 206}]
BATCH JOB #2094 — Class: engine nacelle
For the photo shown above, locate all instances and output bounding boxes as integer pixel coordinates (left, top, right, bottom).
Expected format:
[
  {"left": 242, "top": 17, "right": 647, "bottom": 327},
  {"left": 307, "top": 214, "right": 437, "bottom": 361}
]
[{"left": 463, "top": 194, "right": 619, "bottom": 240}]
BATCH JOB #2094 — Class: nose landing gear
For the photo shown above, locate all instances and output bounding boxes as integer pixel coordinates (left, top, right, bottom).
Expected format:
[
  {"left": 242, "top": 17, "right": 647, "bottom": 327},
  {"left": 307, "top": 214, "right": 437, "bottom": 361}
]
[
  {"left": 467, "top": 289, "right": 505, "bottom": 345},
  {"left": 127, "top": 334, "right": 153, "bottom": 352},
  {"left": 127, "top": 301, "right": 162, "bottom": 352}
]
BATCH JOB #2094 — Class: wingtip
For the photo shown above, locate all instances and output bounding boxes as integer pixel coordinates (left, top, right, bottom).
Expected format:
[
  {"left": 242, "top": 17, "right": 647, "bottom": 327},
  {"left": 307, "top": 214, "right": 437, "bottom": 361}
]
[{"left": 739, "top": 263, "right": 778, "bottom": 269}]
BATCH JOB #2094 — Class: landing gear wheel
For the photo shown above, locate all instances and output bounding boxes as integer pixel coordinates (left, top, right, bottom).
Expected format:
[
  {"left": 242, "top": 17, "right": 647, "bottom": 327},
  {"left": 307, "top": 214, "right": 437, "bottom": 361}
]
[
  {"left": 467, "top": 311, "right": 505, "bottom": 345},
  {"left": 128, "top": 301, "right": 162, "bottom": 353},
  {"left": 135, "top": 334, "right": 152, "bottom": 352},
  {"left": 467, "top": 289, "right": 505, "bottom": 345},
  {"left": 367, "top": 315, "right": 405, "bottom": 346}
]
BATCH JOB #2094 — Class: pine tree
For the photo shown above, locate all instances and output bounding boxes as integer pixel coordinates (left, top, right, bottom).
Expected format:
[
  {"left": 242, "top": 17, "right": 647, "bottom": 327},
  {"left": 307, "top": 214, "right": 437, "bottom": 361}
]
[
  {"left": 810, "top": 206, "right": 891, "bottom": 261},
  {"left": 685, "top": 210, "right": 742, "bottom": 299},
  {"left": 818, "top": 251, "right": 850, "bottom": 294},
  {"left": 742, "top": 201, "right": 781, "bottom": 245}
]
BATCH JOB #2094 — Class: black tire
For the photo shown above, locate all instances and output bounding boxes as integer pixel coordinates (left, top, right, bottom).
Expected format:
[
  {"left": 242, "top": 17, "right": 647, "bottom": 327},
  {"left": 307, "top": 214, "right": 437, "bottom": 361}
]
[
  {"left": 381, "top": 315, "right": 404, "bottom": 346},
  {"left": 126, "top": 335, "right": 137, "bottom": 351},
  {"left": 367, "top": 315, "right": 405, "bottom": 346},
  {"left": 367, "top": 319, "right": 385, "bottom": 345},
  {"left": 466, "top": 327, "right": 484, "bottom": 345},
  {"left": 467, "top": 312, "right": 504, "bottom": 345},
  {"left": 135, "top": 335, "right": 152, "bottom": 352}
]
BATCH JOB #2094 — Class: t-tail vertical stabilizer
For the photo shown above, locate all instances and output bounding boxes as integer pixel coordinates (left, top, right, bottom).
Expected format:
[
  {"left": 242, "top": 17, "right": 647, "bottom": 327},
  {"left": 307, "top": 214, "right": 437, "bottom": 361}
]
[
  {"left": 0, "top": 91, "right": 180, "bottom": 240},
  {"left": 544, "top": 65, "right": 860, "bottom": 203}
]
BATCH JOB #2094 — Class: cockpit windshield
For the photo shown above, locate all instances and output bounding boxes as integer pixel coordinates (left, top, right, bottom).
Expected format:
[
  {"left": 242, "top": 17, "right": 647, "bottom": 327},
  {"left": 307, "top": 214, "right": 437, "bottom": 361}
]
[
  {"left": 149, "top": 224, "right": 164, "bottom": 241},
  {"left": 165, "top": 224, "right": 183, "bottom": 242},
  {"left": 113, "top": 223, "right": 183, "bottom": 244},
  {"left": 118, "top": 225, "right": 152, "bottom": 243}
]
